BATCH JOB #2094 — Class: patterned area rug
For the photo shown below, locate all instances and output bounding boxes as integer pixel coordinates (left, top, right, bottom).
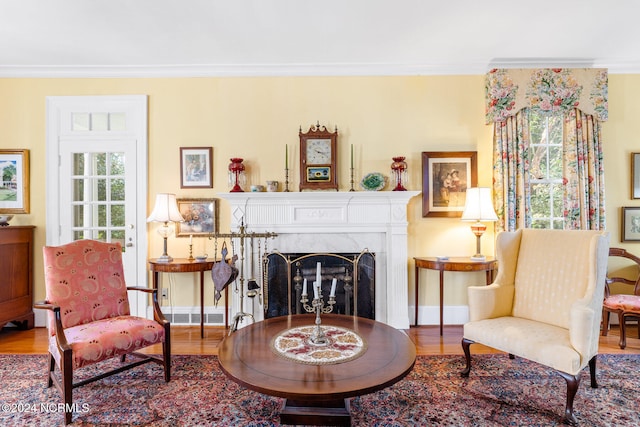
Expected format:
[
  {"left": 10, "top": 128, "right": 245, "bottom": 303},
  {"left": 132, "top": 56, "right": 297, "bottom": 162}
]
[{"left": 0, "top": 353, "right": 638, "bottom": 426}]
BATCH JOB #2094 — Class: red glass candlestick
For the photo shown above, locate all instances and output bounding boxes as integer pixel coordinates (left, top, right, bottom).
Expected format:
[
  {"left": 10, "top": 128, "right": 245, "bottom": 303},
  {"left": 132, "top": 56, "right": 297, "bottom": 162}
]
[
  {"left": 391, "top": 156, "right": 408, "bottom": 191},
  {"left": 228, "top": 158, "right": 246, "bottom": 192}
]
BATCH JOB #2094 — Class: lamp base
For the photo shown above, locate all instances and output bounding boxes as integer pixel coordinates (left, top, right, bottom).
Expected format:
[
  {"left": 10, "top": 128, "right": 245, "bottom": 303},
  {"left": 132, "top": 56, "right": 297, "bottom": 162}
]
[
  {"left": 156, "top": 254, "right": 173, "bottom": 263},
  {"left": 470, "top": 254, "right": 486, "bottom": 262}
]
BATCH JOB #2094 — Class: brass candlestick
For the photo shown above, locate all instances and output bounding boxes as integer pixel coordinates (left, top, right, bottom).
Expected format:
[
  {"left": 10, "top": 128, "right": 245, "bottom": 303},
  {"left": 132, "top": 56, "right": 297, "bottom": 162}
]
[
  {"left": 284, "top": 167, "right": 290, "bottom": 192},
  {"left": 188, "top": 243, "right": 194, "bottom": 261}
]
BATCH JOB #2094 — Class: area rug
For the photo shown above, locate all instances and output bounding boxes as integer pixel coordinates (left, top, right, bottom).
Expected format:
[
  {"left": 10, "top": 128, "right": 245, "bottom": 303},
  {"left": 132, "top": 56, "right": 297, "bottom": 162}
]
[{"left": 0, "top": 353, "right": 638, "bottom": 426}]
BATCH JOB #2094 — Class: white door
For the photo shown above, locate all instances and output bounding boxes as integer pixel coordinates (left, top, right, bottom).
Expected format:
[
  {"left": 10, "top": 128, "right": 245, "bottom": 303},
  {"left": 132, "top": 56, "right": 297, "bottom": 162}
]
[{"left": 46, "top": 96, "right": 148, "bottom": 316}]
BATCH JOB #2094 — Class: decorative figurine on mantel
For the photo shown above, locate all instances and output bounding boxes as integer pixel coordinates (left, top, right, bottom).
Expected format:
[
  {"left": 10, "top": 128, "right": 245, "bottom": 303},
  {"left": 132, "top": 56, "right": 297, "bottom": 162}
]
[
  {"left": 391, "top": 156, "right": 408, "bottom": 191},
  {"left": 228, "top": 158, "right": 246, "bottom": 192}
]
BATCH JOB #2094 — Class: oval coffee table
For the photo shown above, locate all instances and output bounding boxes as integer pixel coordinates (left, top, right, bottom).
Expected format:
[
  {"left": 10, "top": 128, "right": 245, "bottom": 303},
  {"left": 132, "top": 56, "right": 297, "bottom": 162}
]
[{"left": 218, "top": 314, "right": 416, "bottom": 426}]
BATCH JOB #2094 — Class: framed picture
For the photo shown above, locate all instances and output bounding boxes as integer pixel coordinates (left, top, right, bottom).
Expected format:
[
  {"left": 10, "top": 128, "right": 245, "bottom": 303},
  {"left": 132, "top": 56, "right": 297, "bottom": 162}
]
[
  {"left": 422, "top": 151, "right": 477, "bottom": 218},
  {"left": 180, "top": 147, "right": 213, "bottom": 188},
  {"left": 0, "top": 149, "right": 30, "bottom": 214},
  {"left": 632, "top": 153, "right": 640, "bottom": 199},
  {"left": 622, "top": 206, "right": 640, "bottom": 242},
  {"left": 175, "top": 199, "right": 218, "bottom": 237}
]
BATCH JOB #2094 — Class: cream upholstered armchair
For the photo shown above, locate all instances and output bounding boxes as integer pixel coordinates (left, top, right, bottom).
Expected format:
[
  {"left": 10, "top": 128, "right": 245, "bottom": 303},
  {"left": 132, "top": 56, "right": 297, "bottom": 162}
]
[{"left": 461, "top": 229, "right": 609, "bottom": 425}]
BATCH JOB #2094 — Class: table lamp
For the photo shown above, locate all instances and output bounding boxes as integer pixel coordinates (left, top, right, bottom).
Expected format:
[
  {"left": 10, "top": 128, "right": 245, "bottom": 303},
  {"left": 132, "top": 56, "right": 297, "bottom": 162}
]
[
  {"left": 461, "top": 187, "right": 498, "bottom": 261},
  {"left": 147, "top": 193, "right": 184, "bottom": 262}
]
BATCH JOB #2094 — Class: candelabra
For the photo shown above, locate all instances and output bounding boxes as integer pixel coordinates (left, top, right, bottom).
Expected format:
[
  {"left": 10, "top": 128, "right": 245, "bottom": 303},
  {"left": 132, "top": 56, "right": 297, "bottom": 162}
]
[{"left": 300, "top": 266, "right": 337, "bottom": 344}]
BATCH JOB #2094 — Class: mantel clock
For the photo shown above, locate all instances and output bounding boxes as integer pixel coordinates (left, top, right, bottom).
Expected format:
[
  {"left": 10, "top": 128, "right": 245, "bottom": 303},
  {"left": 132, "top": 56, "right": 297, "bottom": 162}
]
[{"left": 299, "top": 123, "right": 338, "bottom": 191}]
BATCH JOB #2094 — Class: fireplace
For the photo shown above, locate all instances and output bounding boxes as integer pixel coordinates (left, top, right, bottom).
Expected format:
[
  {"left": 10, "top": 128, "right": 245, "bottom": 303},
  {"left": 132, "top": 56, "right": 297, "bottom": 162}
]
[
  {"left": 219, "top": 191, "right": 420, "bottom": 329},
  {"left": 263, "top": 251, "right": 375, "bottom": 319}
]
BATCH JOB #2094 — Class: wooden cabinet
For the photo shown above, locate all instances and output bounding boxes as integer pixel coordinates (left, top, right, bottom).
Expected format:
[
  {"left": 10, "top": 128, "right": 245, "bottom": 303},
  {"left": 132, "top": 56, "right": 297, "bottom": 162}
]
[{"left": 0, "top": 226, "right": 35, "bottom": 329}]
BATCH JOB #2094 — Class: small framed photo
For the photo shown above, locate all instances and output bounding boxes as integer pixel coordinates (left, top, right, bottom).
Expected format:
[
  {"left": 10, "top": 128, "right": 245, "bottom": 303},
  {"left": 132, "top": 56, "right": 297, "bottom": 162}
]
[
  {"left": 0, "top": 149, "right": 30, "bottom": 214},
  {"left": 422, "top": 151, "right": 477, "bottom": 217},
  {"left": 175, "top": 199, "right": 218, "bottom": 237},
  {"left": 180, "top": 147, "right": 213, "bottom": 188},
  {"left": 631, "top": 153, "right": 640, "bottom": 199},
  {"left": 622, "top": 207, "right": 640, "bottom": 242}
]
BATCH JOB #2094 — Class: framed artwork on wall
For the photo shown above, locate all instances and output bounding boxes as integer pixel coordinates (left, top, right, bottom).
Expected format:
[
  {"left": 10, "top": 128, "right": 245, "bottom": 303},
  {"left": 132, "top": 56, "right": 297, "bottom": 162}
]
[
  {"left": 622, "top": 206, "right": 640, "bottom": 242},
  {"left": 175, "top": 198, "right": 218, "bottom": 237},
  {"left": 0, "top": 149, "right": 30, "bottom": 214},
  {"left": 422, "top": 151, "right": 477, "bottom": 218},
  {"left": 631, "top": 153, "right": 640, "bottom": 199},
  {"left": 180, "top": 147, "right": 213, "bottom": 188}
]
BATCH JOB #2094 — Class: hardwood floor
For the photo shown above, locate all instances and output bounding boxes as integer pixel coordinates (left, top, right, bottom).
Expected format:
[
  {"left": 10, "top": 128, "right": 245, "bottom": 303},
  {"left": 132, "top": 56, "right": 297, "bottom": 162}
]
[{"left": 1, "top": 323, "right": 638, "bottom": 356}]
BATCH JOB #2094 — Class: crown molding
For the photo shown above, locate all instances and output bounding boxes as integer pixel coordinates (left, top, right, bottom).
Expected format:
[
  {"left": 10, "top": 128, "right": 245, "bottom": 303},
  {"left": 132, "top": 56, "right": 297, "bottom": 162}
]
[{"left": 0, "top": 61, "right": 638, "bottom": 78}]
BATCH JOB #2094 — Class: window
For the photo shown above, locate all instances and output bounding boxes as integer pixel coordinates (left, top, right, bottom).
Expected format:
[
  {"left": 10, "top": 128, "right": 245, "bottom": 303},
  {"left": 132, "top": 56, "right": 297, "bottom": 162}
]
[{"left": 528, "top": 111, "right": 563, "bottom": 229}]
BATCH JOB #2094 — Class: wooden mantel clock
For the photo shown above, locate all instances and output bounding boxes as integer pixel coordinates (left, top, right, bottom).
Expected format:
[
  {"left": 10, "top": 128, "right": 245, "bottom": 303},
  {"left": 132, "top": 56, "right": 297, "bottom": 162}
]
[{"left": 299, "top": 122, "right": 338, "bottom": 191}]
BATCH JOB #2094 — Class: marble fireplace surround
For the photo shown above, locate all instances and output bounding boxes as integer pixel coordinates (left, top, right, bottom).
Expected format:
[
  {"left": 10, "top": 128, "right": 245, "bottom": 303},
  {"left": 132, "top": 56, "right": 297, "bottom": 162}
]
[{"left": 219, "top": 191, "right": 420, "bottom": 330}]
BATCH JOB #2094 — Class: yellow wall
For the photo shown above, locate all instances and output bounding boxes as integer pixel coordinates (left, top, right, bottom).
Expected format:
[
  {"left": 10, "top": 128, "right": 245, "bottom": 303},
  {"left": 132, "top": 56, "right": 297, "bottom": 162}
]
[{"left": 0, "top": 74, "right": 638, "bottom": 315}]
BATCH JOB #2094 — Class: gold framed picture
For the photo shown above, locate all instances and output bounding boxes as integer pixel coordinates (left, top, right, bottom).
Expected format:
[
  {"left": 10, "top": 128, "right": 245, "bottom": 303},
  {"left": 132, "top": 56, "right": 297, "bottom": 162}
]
[
  {"left": 0, "top": 149, "right": 30, "bottom": 214},
  {"left": 175, "top": 198, "right": 218, "bottom": 236}
]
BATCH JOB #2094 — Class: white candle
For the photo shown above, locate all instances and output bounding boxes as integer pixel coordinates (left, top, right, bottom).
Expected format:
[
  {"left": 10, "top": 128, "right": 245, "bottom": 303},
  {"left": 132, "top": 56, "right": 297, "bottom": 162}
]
[
  {"left": 189, "top": 234, "right": 193, "bottom": 245},
  {"left": 330, "top": 278, "right": 337, "bottom": 297},
  {"left": 316, "top": 262, "right": 322, "bottom": 287},
  {"left": 302, "top": 278, "right": 307, "bottom": 296},
  {"left": 313, "top": 281, "right": 319, "bottom": 299}
]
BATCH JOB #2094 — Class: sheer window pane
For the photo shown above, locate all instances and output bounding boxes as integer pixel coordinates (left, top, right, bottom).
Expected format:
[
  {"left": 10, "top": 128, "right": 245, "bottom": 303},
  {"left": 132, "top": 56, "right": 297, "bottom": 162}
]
[
  {"left": 92, "top": 113, "right": 109, "bottom": 131},
  {"left": 73, "top": 153, "right": 87, "bottom": 175},
  {"left": 110, "top": 153, "right": 125, "bottom": 175},
  {"left": 72, "top": 113, "right": 90, "bottom": 131},
  {"left": 110, "top": 179, "right": 125, "bottom": 201},
  {"left": 72, "top": 179, "right": 85, "bottom": 202},
  {"left": 72, "top": 205, "right": 85, "bottom": 227},
  {"left": 95, "top": 153, "right": 107, "bottom": 176},
  {"left": 110, "top": 113, "right": 126, "bottom": 131},
  {"left": 97, "top": 205, "right": 107, "bottom": 227},
  {"left": 111, "top": 204, "right": 125, "bottom": 226}
]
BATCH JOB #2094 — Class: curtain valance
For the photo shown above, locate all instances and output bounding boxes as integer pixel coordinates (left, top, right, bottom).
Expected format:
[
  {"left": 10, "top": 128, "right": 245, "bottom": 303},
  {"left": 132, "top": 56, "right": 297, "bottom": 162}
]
[{"left": 485, "top": 68, "right": 608, "bottom": 124}]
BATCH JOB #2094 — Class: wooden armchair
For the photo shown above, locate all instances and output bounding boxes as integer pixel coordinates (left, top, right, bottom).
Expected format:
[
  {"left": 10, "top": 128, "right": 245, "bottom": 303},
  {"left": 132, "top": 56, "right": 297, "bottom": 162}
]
[
  {"left": 461, "top": 229, "right": 609, "bottom": 425},
  {"left": 34, "top": 240, "right": 170, "bottom": 424},
  {"left": 601, "top": 247, "right": 640, "bottom": 349}
]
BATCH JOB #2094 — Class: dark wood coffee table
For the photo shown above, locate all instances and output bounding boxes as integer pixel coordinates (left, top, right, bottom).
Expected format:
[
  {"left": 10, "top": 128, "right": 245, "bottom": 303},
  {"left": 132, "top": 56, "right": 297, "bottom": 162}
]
[{"left": 218, "top": 314, "right": 416, "bottom": 426}]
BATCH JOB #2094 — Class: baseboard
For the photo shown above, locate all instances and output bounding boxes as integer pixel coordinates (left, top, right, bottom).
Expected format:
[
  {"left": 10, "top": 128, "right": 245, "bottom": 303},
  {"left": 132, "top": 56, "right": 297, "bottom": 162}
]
[{"left": 413, "top": 305, "right": 469, "bottom": 326}]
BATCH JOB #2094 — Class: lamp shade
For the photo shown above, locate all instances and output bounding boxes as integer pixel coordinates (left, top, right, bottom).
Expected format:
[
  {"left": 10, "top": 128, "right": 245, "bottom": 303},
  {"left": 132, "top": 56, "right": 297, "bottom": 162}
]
[
  {"left": 147, "top": 193, "right": 184, "bottom": 223},
  {"left": 461, "top": 187, "right": 498, "bottom": 222}
]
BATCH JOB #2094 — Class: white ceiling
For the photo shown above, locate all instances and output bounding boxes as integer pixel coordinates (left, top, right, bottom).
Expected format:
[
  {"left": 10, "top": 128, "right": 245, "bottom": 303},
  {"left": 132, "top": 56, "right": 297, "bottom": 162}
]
[{"left": 1, "top": 0, "right": 639, "bottom": 78}]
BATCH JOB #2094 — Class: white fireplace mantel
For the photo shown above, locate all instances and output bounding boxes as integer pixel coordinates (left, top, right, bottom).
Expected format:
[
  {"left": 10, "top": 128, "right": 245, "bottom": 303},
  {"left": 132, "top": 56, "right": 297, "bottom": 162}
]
[{"left": 219, "top": 191, "right": 420, "bottom": 329}]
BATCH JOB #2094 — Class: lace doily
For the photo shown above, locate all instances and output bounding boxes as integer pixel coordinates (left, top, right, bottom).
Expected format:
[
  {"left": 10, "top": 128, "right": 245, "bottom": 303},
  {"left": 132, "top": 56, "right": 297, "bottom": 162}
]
[{"left": 271, "top": 325, "right": 367, "bottom": 365}]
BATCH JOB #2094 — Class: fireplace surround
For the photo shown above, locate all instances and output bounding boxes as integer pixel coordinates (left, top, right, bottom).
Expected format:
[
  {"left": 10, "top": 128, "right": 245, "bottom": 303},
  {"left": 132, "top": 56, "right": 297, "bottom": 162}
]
[{"left": 219, "top": 191, "right": 419, "bottom": 329}]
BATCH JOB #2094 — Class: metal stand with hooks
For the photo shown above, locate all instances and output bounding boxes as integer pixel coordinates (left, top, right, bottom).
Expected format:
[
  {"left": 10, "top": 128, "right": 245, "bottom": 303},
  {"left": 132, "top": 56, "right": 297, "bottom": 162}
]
[{"left": 209, "top": 219, "right": 277, "bottom": 333}]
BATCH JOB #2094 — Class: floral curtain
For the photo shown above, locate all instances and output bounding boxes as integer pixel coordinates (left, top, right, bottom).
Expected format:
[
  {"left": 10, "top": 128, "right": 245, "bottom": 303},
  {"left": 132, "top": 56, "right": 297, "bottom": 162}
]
[
  {"left": 492, "top": 110, "right": 531, "bottom": 232},
  {"left": 486, "top": 68, "right": 608, "bottom": 231},
  {"left": 563, "top": 109, "right": 605, "bottom": 230}
]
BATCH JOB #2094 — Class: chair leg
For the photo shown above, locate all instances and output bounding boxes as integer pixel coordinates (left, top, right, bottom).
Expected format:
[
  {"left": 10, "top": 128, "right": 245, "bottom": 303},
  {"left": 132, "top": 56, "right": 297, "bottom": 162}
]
[
  {"left": 460, "top": 338, "right": 474, "bottom": 377},
  {"left": 557, "top": 370, "right": 581, "bottom": 426},
  {"left": 61, "top": 351, "right": 73, "bottom": 425},
  {"left": 588, "top": 355, "right": 598, "bottom": 389},
  {"left": 47, "top": 353, "right": 55, "bottom": 387},
  {"left": 601, "top": 309, "right": 610, "bottom": 336},
  {"left": 618, "top": 313, "right": 627, "bottom": 349},
  {"left": 163, "top": 323, "right": 171, "bottom": 382}
]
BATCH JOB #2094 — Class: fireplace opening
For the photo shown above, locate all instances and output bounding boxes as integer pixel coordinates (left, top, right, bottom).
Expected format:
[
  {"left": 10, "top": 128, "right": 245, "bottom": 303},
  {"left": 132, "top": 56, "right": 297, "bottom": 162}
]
[{"left": 263, "top": 250, "right": 375, "bottom": 320}]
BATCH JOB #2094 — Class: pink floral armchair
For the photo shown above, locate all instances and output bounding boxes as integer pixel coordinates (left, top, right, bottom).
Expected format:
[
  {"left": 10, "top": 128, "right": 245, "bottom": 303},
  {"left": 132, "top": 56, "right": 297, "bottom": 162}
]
[{"left": 34, "top": 240, "right": 170, "bottom": 424}]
